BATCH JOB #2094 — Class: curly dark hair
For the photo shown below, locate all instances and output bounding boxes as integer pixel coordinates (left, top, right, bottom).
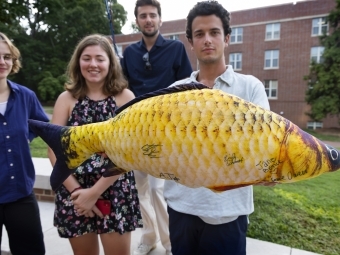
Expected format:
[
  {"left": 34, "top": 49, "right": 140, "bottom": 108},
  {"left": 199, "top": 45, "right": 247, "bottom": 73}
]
[
  {"left": 134, "top": 0, "right": 161, "bottom": 18},
  {"left": 186, "top": 1, "right": 232, "bottom": 41}
]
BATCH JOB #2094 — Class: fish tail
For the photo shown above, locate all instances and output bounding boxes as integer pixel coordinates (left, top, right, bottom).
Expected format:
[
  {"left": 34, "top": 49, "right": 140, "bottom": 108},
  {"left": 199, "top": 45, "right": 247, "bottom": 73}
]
[{"left": 28, "top": 119, "right": 83, "bottom": 191}]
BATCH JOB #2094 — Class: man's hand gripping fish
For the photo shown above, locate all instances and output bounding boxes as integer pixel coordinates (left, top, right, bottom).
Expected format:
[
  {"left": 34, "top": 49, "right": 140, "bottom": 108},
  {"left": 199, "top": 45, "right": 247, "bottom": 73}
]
[{"left": 28, "top": 83, "right": 340, "bottom": 191}]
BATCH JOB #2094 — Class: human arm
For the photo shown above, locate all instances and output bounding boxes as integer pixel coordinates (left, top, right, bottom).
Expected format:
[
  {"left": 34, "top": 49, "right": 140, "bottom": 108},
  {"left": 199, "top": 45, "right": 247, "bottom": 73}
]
[
  {"left": 71, "top": 88, "right": 135, "bottom": 215},
  {"left": 48, "top": 92, "right": 81, "bottom": 191},
  {"left": 70, "top": 175, "right": 120, "bottom": 216},
  {"left": 120, "top": 52, "right": 129, "bottom": 80},
  {"left": 28, "top": 91, "right": 49, "bottom": 142},
  {"left": 251, "top": 80, "right": 277, "bottom": 186},
  {"left": 175, "top": 43, "right": 193, "bottom": 80},
  {"left": 46, "top": 92, "right": 100, "bottom": 216},
  {"left": 250, "top": 80, "right": 270, "bottom": 110}
]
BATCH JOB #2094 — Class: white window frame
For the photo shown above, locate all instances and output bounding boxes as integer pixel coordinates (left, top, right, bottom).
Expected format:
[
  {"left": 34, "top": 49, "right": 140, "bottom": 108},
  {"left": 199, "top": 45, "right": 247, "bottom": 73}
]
[
  {"left": 310, "top": 46, "right": 324, "bottom": 63},
  {"left": 264, "top": 50, "right": 279, "bottom": 69},
  {"left": 230, "top": 27, "right": 243, "bottom": 44},
  {"left": 312, "top": 17, "right": 328, "bottom": 36},
  {"left": 265, "top": 23, "right": 280, "bottom": 40},
  {"left": 264, "top": 80, "right": 278, "bottom": 99},
  {"left": 169, "top": 34, "right": 179, "bottom": 40},
  {"left": 307, "top": 122, "right": 323, "bottom": 130},
  {"left": 229, "top": 53, "right": 242, "bottom": 71}
]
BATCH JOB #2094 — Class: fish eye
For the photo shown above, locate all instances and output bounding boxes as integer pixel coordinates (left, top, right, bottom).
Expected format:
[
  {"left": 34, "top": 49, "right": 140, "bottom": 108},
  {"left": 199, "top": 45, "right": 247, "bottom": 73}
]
[{"left": 326, "top": 145, "right": 339, "bottom": 161}]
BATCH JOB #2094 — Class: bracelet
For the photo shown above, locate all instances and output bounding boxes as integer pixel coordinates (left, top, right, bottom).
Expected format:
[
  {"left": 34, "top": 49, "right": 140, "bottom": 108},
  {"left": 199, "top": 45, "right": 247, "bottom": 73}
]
[{"left": 70, "top": 186, "right": 82, "bottom": 194}]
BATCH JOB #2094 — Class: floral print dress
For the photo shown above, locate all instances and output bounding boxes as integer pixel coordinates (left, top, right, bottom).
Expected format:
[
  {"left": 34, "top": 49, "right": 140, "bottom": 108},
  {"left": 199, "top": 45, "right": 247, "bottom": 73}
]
[{"left": 53, "top": 96, "right": 143, "bottom": 238}]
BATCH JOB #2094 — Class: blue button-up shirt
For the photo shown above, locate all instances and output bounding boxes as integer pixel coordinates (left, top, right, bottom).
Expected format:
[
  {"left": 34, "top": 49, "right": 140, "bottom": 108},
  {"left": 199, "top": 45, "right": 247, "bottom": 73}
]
[
  {"left": 0, "top": 80, "right": 49, "bottom": 203},
  {"left": 122, "top": 34, "right": 193, "bottom": 97}
]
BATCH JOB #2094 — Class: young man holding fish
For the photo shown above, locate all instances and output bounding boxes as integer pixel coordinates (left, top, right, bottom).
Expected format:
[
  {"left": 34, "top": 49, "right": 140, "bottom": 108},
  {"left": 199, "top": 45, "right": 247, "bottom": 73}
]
[
  {"left": 163, "top": 1, "right": 270, "bottom": 255},
  {"left": 121, "top": 1, "right": 192, "bottom": 254}
]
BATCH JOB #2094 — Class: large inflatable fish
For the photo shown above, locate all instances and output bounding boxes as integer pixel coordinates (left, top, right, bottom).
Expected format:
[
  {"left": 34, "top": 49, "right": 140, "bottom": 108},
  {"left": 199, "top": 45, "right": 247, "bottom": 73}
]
[{"left": 28, "top": 83, "right": 340, "bottom": 191}]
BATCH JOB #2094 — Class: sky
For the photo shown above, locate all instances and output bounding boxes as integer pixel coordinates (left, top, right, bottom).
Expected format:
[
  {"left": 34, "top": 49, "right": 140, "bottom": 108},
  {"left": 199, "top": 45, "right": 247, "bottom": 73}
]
[{"left": 117, "top": 0, "right": 306, "bottom": 34}]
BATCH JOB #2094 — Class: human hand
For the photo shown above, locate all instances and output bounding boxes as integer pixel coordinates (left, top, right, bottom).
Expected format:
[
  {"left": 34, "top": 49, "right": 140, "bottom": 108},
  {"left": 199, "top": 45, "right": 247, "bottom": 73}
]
[
  {"left": 83, "top": 206, "right": 104, "bottom": 218},
  {"left": 71, "top": 189, "right": 103, "bottom": 217},
  {"left": 101, "top": 153, "right": 108, "bottom": 158}
]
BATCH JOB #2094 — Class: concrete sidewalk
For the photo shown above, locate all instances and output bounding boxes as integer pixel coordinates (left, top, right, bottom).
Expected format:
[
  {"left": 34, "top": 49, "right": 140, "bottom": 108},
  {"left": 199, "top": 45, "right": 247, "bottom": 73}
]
[
  {"left": 1, "top": 157, "right": 323, "bottom": 255},
  {"left": 1, "top": 201, "right": 321, "bottom": 255}
]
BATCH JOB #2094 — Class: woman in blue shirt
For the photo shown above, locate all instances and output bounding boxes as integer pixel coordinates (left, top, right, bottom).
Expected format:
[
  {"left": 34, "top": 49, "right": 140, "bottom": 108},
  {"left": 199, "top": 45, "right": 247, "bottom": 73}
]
[{"left": 0, "top": 32, "right": 49, "bottom": 255}]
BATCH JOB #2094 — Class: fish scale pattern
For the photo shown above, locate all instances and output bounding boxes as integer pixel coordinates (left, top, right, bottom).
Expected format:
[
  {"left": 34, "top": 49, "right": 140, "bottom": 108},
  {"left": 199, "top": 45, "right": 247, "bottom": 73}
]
[
  {"left": 62, "top": 89, "right": 339, "bottom": 190},
  {"left": 102, "top": 90, "right": 286, "bottom": 187}
]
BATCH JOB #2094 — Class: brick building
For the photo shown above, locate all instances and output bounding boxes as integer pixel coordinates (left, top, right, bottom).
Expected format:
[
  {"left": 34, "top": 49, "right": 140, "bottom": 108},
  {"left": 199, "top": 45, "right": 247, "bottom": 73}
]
[{"left": 115, "top": 0, "right": 338, "bottom": 129}]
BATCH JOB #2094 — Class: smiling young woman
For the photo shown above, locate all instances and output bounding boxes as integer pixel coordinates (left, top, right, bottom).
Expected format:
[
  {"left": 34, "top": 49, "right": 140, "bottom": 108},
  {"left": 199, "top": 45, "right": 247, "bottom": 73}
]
[{"left": 48, "top": 34, "right": 142, "bottom": 255}]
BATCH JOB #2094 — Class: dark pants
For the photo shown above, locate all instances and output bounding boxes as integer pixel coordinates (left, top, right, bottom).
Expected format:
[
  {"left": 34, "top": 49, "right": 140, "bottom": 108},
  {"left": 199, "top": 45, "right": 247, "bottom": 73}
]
[
  {"left": 168, "top": 206, "right": 247, "bottom": 255},
  {"left": 0, "top": 193, "right": 45, "bottom": 255}
]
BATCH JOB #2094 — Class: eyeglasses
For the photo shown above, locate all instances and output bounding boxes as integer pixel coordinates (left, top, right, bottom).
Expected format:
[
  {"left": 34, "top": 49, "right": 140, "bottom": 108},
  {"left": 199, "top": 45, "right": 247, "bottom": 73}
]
[
  {"left": 142, "top": 52, "right": 152, "bottom": 70},
  {"left": 0, "top": 54, "right": 15, "bottom": 64}
]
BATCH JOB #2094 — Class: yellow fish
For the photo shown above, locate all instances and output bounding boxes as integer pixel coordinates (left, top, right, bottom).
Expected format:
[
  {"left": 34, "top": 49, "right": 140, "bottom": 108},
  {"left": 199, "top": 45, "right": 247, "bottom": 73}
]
[{"left": 28, "top": 83, "right": 340, "bottom": 191}]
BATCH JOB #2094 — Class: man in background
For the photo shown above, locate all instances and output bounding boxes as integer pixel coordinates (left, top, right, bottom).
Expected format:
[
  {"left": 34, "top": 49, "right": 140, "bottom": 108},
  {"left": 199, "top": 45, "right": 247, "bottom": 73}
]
[
  {"left": 121, "top": 0, "right": 192, "bottom": 254},
  {"left": 163, "top": 1, "right": 270, "bottom": 255}
]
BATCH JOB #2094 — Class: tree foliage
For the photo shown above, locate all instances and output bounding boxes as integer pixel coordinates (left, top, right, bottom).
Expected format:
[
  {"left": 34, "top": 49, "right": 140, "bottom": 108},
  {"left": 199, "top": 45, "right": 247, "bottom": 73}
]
[
  {"left": 0, "top": 0, "right": 27, "bottom": 26},
  {"left": 1, "top": 0, "right": 127, "bottom": 102},
  {"left": 305, "top": 0, "right": 340, "bottom": 122},
  {"left": 131, "top": 22, "right": 141, "bottom": 33}
]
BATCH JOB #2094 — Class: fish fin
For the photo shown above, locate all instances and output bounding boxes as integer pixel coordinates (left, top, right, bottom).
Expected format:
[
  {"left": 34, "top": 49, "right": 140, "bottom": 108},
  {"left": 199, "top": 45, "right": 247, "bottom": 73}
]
[
  {"left": 28, "top": 119, "right": 74, "bottom": 191},
  {"left": 209, "top": 183, "right": 251, "bottom": 192},
  {"left": 50, "top": 161, "right": 76, "bottom": 191},
  {"left": 115, "top": 82, "right": 209, "bottom": 114},
  {"left": 102, "top": 161, "right": 128, "bottom": 177}
]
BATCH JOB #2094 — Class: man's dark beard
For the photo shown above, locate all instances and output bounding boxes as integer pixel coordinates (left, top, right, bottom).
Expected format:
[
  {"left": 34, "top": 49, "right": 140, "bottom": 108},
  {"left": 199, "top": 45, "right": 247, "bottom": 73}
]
[{"left": 142, "top": 30, "right": 158, "bottom": 37}]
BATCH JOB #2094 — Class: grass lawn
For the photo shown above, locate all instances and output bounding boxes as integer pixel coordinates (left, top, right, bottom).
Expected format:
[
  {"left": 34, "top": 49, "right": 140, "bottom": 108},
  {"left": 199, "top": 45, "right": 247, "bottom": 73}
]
[
  {"left": 249, "top": 172, "right": 340, "bottom": 255},
  {"left": 30, "top": 127, "right": 340, "bottom": 254},
  {"left": 43, "top": 106, "right": 54, "bottom": 115},
  {"left": 30, "top": 136, "right": 49, "bottom": 158}
]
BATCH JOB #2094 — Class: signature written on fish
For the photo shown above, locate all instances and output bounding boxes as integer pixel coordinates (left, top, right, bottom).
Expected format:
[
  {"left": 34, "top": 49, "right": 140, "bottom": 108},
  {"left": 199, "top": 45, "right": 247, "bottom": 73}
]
[
  {"left": 111, "top": 112, "right": 127, "bottom": 122},
  {"left": 290, "top": 169, "right": 308, "bottom": 179},
  {"left": 271, "top": 176, "right": 285, "bottom": 182},
  {"left": 141, "top": 144, "right": 162, "bottom": 158},
  {"left": 271, "top": 169, "right": 308, "bottom": 182},
  {"left": 256, "top": 158, "right": 283, "bottom": 174},
  {"left": 159, "top": 173, "right": 180, "bottom": 182},
  {"left": 224, "top": 153, "right": 244, "bottom": 166}
]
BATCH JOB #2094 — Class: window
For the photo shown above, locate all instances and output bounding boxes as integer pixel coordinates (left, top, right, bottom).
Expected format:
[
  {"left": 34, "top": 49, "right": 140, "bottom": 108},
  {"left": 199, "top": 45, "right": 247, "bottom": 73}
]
[
  {"left": 307, "top": 122, "right": 323, "bottom": 130},
  {"left": 264, "top": 50, "right": 279, "bottom": 69},
  {"left": 312, "top": 17, "right": 328, "bottom": 36},
  {"left": 264, "top": 80, "right": 278, "bottom": 99},
  {"left": 310, "top": 46, "right": 324, "bottom": 63},
  {"left": 230, "top": 27, "right": 243, "bottom": 43},
  {"left": 229, "top": 53, "right": 242, "bottom": 70},
  {"left": 265, "top": 23, "right": 280, "bottom": 40},
  {"left": 169, "top": 34, "right": 179, "bottom": 40}
]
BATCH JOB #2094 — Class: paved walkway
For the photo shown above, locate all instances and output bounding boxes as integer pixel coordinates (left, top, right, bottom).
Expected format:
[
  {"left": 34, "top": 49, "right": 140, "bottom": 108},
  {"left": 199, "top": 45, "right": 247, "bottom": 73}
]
[{"left": 1, "top": 201, "right": 321, "bottom": 255}]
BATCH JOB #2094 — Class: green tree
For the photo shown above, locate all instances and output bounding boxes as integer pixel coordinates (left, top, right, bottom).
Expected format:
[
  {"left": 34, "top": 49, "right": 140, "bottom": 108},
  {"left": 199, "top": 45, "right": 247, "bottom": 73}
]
[
  {"left": 305, "top": 0, "right": 340, "bottom": 121},
  {"left": 131, "top": 22, "right": 141, "bottom": 33},
  {"left": 1, "top": 0, "right": 127, "bottom": 102},
  {"left": 0, "top": 0, "right": 27, "bottom": 26},
  {"left": 37, "top": 71, "right": 66, "bottom": 102},
  {"left": 110, "top": 0, "right": 127, "bottom": 35}
]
